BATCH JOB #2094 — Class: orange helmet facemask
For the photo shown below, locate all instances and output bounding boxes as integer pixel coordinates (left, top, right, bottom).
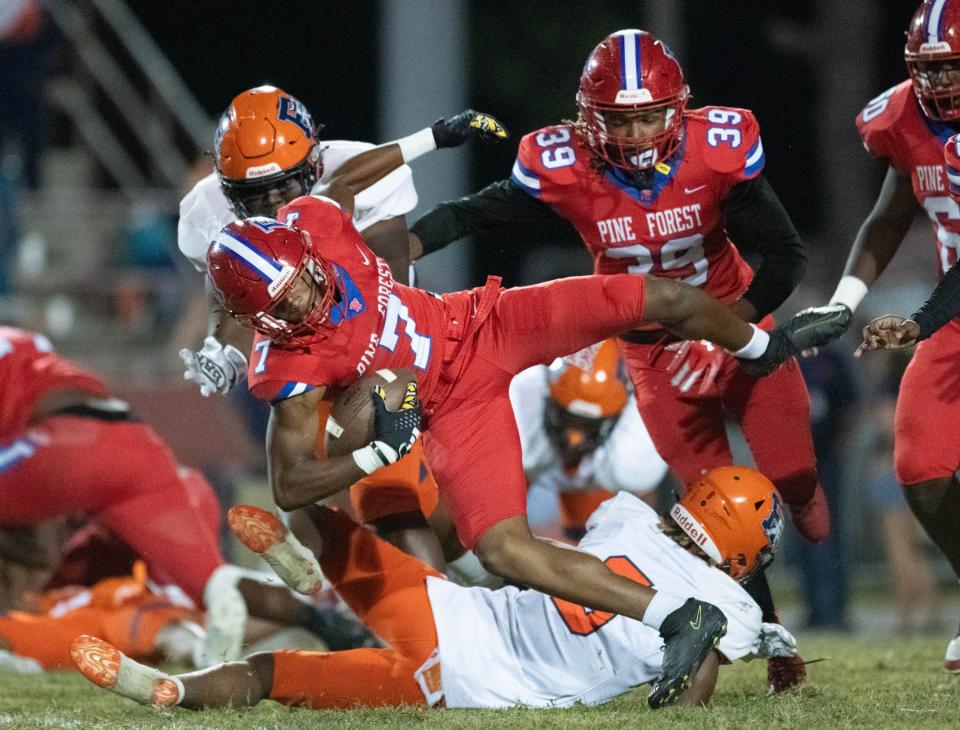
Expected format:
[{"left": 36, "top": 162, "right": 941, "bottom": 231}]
[
  {"left": 668, "top": 466, "right": 784, "bottom": 582},
  {"left": 214, "top": 85, "right": 323, "bottom": 218}
]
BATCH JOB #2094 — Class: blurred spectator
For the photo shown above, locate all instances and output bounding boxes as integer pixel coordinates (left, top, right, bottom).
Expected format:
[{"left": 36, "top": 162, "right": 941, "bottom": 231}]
[
  {"left": 0, "top": 166, "right": 17, "bottom": 295},
  {"left": 0, "top": 0, "right": 58, "bottom": 190},
  {"left": 795, "top": 346, "right": 856, "bottom": 631},
  {"left": 868, "top": 355, "right": 942, "bottom": 635}
]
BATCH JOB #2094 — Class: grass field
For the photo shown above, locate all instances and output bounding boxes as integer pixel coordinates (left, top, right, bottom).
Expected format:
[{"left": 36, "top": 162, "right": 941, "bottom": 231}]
[{"left": 1, "top": 635, "right": 958, "bottom": 729}]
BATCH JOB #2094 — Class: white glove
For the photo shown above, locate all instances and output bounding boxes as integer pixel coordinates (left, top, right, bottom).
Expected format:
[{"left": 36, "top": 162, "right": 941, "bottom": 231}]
[
  {"left": 179, "top": 336, "right": 248, "bottom": 397},
  {"left": 756, "top": 622, "right": 799, "bottom": 658}
]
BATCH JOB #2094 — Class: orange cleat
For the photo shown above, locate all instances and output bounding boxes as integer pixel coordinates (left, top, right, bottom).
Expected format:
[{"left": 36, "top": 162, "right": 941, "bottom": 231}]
[
  {"left": 70, "top": 635, "right": 120, "bottom": 690},
  {"left": 70, "top": 634, "right": 181, "bottom": 706}
]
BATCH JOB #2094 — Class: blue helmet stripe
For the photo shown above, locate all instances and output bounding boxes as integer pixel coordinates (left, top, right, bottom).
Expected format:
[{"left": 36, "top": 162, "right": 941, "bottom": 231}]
[
  {"left": 618, "top": 31, "right": 641, "bottom": 91},
  {"left": 218, "top": 228, "right": 284, "bottom": 283},
  {"left": 929, "top": 0, "right": 949, "bottom": 42}
]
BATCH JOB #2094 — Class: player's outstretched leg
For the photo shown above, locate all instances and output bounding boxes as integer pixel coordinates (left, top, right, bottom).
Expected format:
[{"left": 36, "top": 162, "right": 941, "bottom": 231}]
[
  {"left": 228, "top": 505, "right": 325, "bottom": 595},
  {"left": 648, "top": 598, "right": 727, "bottom": 709},
  {"left": 71, "top": 635, "right": 182, "bottom": 707}
]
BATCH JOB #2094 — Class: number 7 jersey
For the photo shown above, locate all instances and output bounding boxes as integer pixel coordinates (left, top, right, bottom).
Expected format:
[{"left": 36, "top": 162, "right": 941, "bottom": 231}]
[{"left": 511, "top": 107, "right": 763, "bottom": 307}]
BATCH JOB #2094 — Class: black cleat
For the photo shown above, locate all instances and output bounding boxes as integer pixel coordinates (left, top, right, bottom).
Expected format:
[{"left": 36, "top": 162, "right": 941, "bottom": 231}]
[
  {"left": 740, "top": 305, "right": 852, "bottom": 377},
  {"left": 308, "top": 606, "right": 379, "bottom": 651},
  {"left": 648, "top": 598, "right": 727, "bottom": 709}
]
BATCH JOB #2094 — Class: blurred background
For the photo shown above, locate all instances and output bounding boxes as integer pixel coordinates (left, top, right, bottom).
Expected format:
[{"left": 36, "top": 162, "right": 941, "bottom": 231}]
[{"left": 0, "top": 0, "right": 951, "bottom": 635}]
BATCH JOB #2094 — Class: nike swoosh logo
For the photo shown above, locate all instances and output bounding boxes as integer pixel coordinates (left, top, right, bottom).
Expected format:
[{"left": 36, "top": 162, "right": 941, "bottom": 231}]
[
  {"left": 689, "top": 605, "right": 702, "bottom": 630},
  {"left": 684, "top": 185, "right": 707, "bottom": 194},
  {"left": 356, "top": 244, "right": 370, "bottom": 265}
]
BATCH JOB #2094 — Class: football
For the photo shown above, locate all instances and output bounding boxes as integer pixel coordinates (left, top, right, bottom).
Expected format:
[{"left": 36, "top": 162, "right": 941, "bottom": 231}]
[{"left": 324, "top": 368, "right": 418, "bottom": 457}]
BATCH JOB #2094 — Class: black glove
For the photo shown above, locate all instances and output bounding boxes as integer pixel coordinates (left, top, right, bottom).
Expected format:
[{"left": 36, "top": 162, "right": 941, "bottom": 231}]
[
  {"left": 431, "top": 109, "right": 509, "bottom": 148},
  {"left": 739, "top": 305, "right": 852, "bottom": 377},
  {"left": 369, "top": 382, "right": 421, "bottom": 464}
]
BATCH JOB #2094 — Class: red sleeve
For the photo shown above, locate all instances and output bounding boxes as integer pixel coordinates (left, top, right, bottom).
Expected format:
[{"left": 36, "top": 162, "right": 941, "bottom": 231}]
[
  {"left": 511, "top": 125, "right": 580, "bottom": 200},
  {"left": 693, "top": 107, "right": 764, "bottom": 182},
  {"left": 855, "top": 83, "right": 912, "bottom": 176}
]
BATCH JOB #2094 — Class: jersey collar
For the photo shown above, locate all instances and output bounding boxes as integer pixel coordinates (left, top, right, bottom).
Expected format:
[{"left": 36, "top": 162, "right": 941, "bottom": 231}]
[{"left": 601, "top": 121, "right": 687, "bottom": 207}]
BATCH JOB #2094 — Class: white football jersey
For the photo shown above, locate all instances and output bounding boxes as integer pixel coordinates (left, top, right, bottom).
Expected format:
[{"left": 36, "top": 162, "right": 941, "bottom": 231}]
[
  {"left": 509, "top": 365, "right": 668, "bottom": 495},
  {"left": 177, "top": 140, "right": 417, "bottom": 272},
  {"left": 427, "top": 492, "right": 762, "bottom": 709}
]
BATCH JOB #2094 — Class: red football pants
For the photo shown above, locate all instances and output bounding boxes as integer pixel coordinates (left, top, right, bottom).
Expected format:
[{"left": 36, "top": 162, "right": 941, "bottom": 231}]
[
  {"left": 270, "top": 508, "right": 442, "bottom": 708},
  {"left": 894, "top": 320, "right": 960, "bottom": 485},
  {"left": 424, "top": 274, "right": 650, "bottom": 547},
  {"left": 0, "top": 416, "right": 224, "bottom": 603},
  {"left": 620, "top": 335, "right": 819, "bottom": 507}
]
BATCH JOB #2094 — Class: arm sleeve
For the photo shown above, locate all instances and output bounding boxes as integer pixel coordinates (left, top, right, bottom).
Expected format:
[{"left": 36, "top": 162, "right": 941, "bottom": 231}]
[
  {"left": 911, "top": 262, "right": 960, "bottom": 340},
  {"left": 410, "top": 179, "right": 558, "bottom": 256},
  {"left": 724, "top": 174, "right": 807, "bottom": 318}
]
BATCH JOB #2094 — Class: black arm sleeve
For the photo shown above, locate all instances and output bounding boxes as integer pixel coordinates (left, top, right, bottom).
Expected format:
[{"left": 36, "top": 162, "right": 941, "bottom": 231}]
[
  {"left": 724, "top": 174, "right": 807, "bottom": 318},
  {"left": 911, "top": 262, "right": 960, "bottom": 340},
  {"left": 410, "top": 179, "right": 559, "bottom": 256}
]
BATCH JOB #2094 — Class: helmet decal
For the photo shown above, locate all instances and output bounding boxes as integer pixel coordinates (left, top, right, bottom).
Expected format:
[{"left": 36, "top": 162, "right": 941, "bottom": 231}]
[
  {"left": 761, "top": 490, "right": 785, "bottom": 550},
  {"left": 277, "top": 96, "right": 314, "bottom": 137}
]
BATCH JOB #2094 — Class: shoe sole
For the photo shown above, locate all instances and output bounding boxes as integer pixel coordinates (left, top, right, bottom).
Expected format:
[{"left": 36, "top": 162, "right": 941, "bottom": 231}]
[
  {"left": 71, "top": 635, "right": 120, "bottom": 689},
  {"left": 228, "top": 505, "right": 285, "bottom": 554}
]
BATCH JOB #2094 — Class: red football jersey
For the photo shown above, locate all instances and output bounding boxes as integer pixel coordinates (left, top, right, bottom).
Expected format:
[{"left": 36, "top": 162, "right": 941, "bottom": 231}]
[
  {"left": 857, "top": 80, "right": 960, "bottom": 276},
  {"left": 0, "top": 327, "right": 108, "bottom": 438},
  {"left": 511, "top": 106, "right": 763, "bottom": 307},
  {"left": 247, "top": 196, "right": 450, "bottom": 403}
]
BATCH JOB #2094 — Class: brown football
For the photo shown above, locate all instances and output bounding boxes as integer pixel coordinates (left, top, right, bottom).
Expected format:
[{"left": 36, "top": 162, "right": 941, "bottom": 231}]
[{"left": 323, "top": 368, "right": 418, "bottom": 458}]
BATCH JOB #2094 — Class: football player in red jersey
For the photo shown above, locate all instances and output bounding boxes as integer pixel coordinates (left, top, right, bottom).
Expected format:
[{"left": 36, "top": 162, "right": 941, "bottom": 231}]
[
  {"left": 819, "top": 0, "right": 960, "bottom": 672},
  {"left": 0, "top": 327, "right": 374, "bottom": 666},
  {"left": 407, "top": 29, "right": 827, "bottom": 691},
  {"left": 201, "top": 178, "right": 843, "bottom": 704}
]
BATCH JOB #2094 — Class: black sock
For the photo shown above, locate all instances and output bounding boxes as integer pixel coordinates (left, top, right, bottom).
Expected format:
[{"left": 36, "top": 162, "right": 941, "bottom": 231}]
[
  {"left": 305, "top": 605, "right": 377, "bottom": 651},
  {"left": 742, "top": 568, "right": 778, "bottom": 623},
  {"left": 904, "top": 477, "right": 960, "bottom": 577}
]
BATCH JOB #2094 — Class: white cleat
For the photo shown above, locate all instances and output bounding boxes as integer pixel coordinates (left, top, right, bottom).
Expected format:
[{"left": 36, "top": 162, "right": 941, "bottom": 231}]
[
  {"left": 228, "top": 505, "right": 325, "bottom": 595},
  {"left": 71, "top": 635, "right": 182, "bottom": 706},
  {"left": 196, "top": 565, "right": 248, "bottom": 668},
  {"left": 945, "top": 634, "right": 960, "bottom": 674}
]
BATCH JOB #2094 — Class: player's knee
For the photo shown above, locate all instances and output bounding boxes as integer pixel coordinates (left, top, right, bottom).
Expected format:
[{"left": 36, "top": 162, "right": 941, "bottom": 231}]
[
  {"left": 902, "top": 476, "right": 957, "bottom": 517},
  {"left": 643, "top": 278, "right": 701, "bottom": 326},
  {"left": 246, "top": 652, "right": 276, "bottom": 701}
]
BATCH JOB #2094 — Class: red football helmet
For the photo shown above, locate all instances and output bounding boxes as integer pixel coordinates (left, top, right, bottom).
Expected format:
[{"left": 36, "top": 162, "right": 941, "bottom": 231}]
[
  {"left": 669, "top": 466, "right": 784, "bottom": 581},
  {"left": 544, "top": 340, "right": 629, "bottom": 469},
  {"left": 206, "top": 217, "right": 337, "bottom": 343},
  {"left": 576, "top": 29, "right": 689, "bottom": 171},
  {"left": 215, "top": 86, "right": 323, "bottom": 217},
  {"left": 946, "top": 133, "right": 960, "bottom": 202},
  {"left": 905, "top": 0, "right": 960, "bottom": 121}
]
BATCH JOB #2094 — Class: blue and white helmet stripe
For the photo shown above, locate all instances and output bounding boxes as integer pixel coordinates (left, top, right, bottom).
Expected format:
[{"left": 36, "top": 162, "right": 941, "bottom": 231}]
[
  {"left": 616, "top": 30, "right": 643, "bottom": 91},
  {"left": 744, "top": 137, "right": 766, "bottom": 178},
  {"left": 947, "top": 164, "right": 960, "bottom": 194},
  {"left": 0, "top": 438, "right": 35, "bottom": 475},
  {"left": 928, "top": 0, "right": 950, "bottom": 43},
  {"left": 216, "top": 227, "right": 284, "bottom": 284}
]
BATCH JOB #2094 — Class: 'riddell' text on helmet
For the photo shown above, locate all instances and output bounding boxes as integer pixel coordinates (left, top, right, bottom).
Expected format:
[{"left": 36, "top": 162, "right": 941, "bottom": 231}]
[
  {"left": 906, "top": 0, "right": 960, "bottom": 121},
  {"left": 206, "top": 218, "right": 337, "bottom": 343},
  {"left": 576, "top": 29, "right": 689, "bottom": 172},
  {"left": 215, "top": 86, "right": 323, "bottom": 217}
]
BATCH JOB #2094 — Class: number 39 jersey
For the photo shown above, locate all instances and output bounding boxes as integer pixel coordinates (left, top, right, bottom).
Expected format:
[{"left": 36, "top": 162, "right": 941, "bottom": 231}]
[
  {"left": 857, "top": 80, "right": 960, "bottom": 277},
  {"left": 511, "top": 107, "right": 763, "bottom": 309},
  {"left": 245, "top": 195, "right": 449, "bottom": 403},
  {"left": 426, "top": 492, "right": 762, "bottom": 709}
]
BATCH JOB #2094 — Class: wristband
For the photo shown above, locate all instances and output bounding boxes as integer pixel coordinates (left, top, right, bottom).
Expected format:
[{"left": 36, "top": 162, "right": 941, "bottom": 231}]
[
  {"left": 731, "top": 324, "right": 771, "bottom": 359},
  {"left": 352, "top": 441, "right": 398, "bottom": 475},
  {"left": 829, "top": 275, "right": 868, "bottom": 313},
  {"left": 396, "top": 128, "right": 437, "bottom": 163}
]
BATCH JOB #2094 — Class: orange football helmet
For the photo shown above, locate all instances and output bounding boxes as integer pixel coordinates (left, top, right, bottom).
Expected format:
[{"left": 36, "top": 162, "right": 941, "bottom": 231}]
[
  {"left": 545, "top": 340, "right": 629, "bottom": 469},
  {"left": 214, "top": 85, "right": 323, "bottom": 217},
  {"left": 668, "top": 466, "right": 784, "bottom": 581}
]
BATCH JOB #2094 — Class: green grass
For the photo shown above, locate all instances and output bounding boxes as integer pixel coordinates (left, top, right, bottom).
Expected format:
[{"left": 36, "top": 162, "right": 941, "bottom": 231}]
[{"left": 1, "top": 636, "right": 958, "bottom": 729}]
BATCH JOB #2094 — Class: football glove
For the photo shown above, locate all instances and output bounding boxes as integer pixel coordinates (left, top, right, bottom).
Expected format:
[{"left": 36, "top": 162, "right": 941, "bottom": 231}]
[
  {"left": 353, "top": 382, "right": 422, "bottom": 474},
  {"left": 756, "top": 622, "right": 799, "bottom": 659},
  {"left": 432, "top": 109, "right": 509, "bottom": 148},
  {"left": 664, "top": 339, "right": 725, "bottom": 395},
  {"left": 739, "top": 305, "right": 852, "bottom": 377},
  {"left": 179, "top": 336, "right": 248, "bottom": 397}
]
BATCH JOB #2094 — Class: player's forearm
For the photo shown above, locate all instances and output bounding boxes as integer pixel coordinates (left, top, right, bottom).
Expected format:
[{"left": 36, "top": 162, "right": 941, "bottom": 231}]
[
  {"left": 842, "top": 214, "right": 907, "bottom": 287},
  {"left": 911, "top": 261, "right": 960, "bottom": 340},
  {"left": 646, "top": 280, "right": 755, "bottom": 353},
  {"left": 270, "top": 455, "right": 365, "bottom": 511},
  {"left": 324, "top": 144, "right": 405, "bottom": 201}
]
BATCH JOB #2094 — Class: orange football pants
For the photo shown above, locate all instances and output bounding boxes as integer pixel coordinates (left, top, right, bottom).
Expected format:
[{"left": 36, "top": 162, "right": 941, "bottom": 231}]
[{"left": 269, "top": 508, "right": 442, "bottom": 708}]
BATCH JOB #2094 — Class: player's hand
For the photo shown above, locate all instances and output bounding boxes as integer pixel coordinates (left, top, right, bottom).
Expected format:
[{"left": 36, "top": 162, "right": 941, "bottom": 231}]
[
  {"left": 739, "top": 305, "right": 852, "bottom": 377},
  {"left": 663, "top": 340, "right": 725, "bottom": 395},
  {"left": 853, "top": 314, "right": 920, "bottom": 358},
  {"left": 432, "top": 110, "right": 509, "bottom": 148},
  {"left": 367, "top": 382, "right": 421, "bottom": 467},
  {"left": 756, "top": 622, "right": 799, "bottom": 658},
  {"left": 179, "top": 336, "right": 248, "bottom": 397}
]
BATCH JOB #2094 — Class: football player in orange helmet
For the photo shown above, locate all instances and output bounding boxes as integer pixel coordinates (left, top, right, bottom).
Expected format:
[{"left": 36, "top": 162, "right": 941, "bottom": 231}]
[
  {"left": 510, "top": 340, "right": 668, "bottom": 539},
  {"left": 71, "top": 466, "right": 798, "bottom": 712}
]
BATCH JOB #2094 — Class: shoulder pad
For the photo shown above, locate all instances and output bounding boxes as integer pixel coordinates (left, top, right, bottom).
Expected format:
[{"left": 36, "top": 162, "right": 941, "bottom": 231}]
[
  {"left": 686, "top": 106, "right": 763, "bottom": 179},
  {"left": 855, "top": 81, "right": 915, "bottom": 167},
  {"left": 279, "top": 195, "right": 346, "bottom": 237},
  {"left": 513, "top": 125, "right": 581, "bottom": 197}
]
